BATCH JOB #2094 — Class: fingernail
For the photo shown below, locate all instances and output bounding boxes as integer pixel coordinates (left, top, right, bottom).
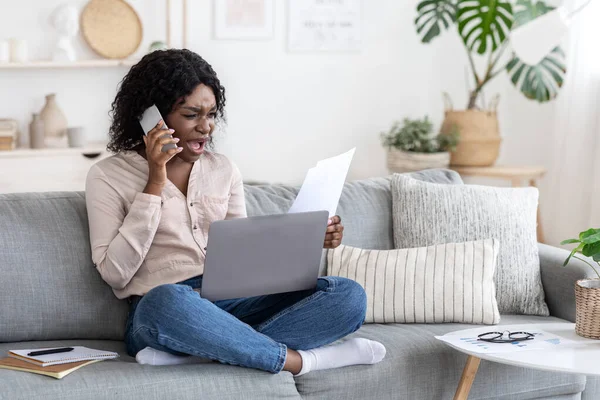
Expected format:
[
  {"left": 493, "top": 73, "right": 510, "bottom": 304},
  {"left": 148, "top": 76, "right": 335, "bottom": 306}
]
[
  {"left": 328, "top": 218, "right": 332, "bottom": 224},
  {"left": 177, "top": 147, "right": 183, "bottom": 151},
  {"left": 157, "top": 119, "right": 163, "bottom": 125},
  {"left": 174, "top": 138, "right": 180, "bottom": 142},
  {"left": 168, "top": 129, "right": 175, "bottom": 133}
]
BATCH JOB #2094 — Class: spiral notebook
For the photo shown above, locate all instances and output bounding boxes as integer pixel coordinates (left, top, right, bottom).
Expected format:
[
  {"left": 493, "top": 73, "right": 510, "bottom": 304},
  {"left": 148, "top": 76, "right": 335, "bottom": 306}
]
[{"left": 8, "top": 346, "right": 119, "bottom": 367}]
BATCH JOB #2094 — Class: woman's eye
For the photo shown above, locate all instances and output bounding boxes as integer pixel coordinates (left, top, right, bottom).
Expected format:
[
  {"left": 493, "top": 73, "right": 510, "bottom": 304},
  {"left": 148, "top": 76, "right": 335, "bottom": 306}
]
[
  {"left": 209, "top": 113, "right": 217, "bottom": 119},
  {"left": 183, "top": 114, "right": 197, "bottom": 119}
]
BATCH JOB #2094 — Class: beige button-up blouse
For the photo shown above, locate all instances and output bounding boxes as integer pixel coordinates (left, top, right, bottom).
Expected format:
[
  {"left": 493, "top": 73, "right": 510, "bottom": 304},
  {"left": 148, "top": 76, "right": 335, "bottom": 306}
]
[{"left": 85, "top": 151, "right": 246, "bottom": 299}]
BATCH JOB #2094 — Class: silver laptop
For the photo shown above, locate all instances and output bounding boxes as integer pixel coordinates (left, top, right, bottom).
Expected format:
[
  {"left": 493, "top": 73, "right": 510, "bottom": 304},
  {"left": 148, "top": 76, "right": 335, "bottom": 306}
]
[{"left": 200, "top": 211, "right": 329, "bottom": 302}]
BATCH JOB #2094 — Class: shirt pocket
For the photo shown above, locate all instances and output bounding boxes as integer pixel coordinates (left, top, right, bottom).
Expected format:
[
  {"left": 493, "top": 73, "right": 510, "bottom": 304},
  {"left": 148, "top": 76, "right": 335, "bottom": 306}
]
[{"left": 195, "top": 194, "right": 230, "bottom": 232}]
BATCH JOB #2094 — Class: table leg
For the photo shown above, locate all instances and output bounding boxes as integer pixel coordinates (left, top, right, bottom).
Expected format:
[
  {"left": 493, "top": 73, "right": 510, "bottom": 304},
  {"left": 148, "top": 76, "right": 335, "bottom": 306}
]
[
  {"left": 529, "top": 179, "right": 545, "bottom": 243},
  {"left": 453, "top": 355, "right": 481, "bottom": 400}
]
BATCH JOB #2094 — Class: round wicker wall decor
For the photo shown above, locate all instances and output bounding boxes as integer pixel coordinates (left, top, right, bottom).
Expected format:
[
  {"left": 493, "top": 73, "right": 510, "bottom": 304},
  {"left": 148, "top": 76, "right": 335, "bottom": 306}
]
[{"left": 81, "top": 0, "right": 143, "bottom": 59}]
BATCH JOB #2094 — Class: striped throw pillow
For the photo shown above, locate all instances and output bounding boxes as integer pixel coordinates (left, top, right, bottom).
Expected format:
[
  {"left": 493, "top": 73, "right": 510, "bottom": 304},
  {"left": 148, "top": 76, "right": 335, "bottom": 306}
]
[{"left": 326, "top": 238, "right": 500, "bottom": 325}]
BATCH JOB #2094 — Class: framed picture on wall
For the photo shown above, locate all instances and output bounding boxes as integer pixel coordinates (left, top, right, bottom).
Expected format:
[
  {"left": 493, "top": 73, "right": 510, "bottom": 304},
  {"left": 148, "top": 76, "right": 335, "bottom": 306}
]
[
  {"left": 287, "top": 0, "right": 362, "bottom": 52},
  {"left": 214, "top": 0, "right": 275, "bottom": 40}
]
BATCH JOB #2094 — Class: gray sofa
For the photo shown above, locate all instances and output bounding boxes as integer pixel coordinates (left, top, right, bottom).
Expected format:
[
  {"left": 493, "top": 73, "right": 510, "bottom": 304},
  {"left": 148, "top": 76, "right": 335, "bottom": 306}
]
[{"left": 1, "top": 169, "right": 598, "bottom": 400}]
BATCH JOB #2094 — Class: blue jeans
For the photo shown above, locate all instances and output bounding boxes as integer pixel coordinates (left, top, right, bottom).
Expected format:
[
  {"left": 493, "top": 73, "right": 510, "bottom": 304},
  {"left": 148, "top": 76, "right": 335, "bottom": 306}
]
[{"left": 125, "top": 275, "right": 367, "bottom": 373}]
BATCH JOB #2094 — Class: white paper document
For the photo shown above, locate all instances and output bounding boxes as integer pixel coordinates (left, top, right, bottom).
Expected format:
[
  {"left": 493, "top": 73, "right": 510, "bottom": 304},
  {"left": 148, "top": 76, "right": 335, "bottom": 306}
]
[
  {"left": 436, "top": 330, "right": 578, "bottom": 354},
  {"left": 288, "top": 148, "right": 355, "bottom": 217}
]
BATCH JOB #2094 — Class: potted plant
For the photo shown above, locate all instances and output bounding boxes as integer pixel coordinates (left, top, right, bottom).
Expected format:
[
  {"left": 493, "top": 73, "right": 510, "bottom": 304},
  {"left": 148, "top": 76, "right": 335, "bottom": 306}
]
[
  {"left": 562, "top": 228, "right": 600, "bottom": 339},
  {"left": 381, "top": 116, "right": 459, "bottom": 173},
  {"left": 415, "top": 0, "right": 566, "bottom": 166}
]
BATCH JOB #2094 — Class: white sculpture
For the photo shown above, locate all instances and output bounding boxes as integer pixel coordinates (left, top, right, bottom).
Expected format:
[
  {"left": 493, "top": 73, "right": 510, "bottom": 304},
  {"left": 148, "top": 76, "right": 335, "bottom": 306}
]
[{"left": 50, "top": 4, "right": 79, "bottom": 62}]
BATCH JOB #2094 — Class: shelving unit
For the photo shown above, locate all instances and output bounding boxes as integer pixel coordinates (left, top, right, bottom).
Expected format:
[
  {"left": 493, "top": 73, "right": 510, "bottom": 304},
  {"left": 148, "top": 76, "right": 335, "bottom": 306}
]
[
  {"left": 0, "top": 143, "right": 107, "bottom": 159},
  {"left": 0, "top": 59, "right": 139, "bottom": 69}
]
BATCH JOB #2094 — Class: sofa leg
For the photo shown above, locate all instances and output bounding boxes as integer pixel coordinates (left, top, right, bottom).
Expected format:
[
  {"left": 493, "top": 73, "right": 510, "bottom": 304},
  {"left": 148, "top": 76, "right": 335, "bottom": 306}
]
[{"left": 453, "top": 355, "right": 481, "bottom": 400}]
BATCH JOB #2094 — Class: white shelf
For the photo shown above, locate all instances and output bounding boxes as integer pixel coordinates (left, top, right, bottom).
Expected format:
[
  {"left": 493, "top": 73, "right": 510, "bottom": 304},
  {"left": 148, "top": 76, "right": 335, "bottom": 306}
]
[
  {"left": 0, "top": 59, "right": 139, "bottom": 69},
  {"left": 0, "top": 143, "right": 108, "bottom": 158}
]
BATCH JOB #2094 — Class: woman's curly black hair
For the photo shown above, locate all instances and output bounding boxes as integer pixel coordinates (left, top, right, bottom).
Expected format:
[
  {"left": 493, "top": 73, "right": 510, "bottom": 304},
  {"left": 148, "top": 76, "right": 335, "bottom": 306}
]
[{"left": 107, "top": 49, "right": 226, "bottom": 153}]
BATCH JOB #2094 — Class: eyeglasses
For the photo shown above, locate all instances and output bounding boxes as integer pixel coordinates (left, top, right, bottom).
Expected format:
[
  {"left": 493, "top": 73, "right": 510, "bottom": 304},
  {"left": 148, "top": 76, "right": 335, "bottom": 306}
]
[{"left": 477, "top": 331, "right": 535, "bottom": 343}]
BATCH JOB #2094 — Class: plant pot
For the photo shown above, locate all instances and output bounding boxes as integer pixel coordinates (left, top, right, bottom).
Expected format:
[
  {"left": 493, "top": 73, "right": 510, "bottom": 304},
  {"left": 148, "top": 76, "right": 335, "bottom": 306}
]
[
  {"left": 439, "top": 98, "right": 502, "bottom": 167},
  {"left": 575, "top": 279, "right": 600, "bottom": 339},
  {"left": 386, "top": 148, "right": 450, "bottom": 173}
]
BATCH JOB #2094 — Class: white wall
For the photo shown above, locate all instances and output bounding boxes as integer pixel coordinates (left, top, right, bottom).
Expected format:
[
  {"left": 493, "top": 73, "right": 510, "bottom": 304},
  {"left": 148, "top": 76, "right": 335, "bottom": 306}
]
[{"left": 1, "top": 0, "right": 563, "bottom": 239}]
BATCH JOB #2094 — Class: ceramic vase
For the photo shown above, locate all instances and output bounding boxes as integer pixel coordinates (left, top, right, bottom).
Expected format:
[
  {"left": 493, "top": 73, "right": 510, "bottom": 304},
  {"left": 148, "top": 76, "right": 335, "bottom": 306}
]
[
  {"left": 29, "top": 113, "right": 45, "bottom": 149},
  {"left": 40, "top": 94, "right": 68, "bottom": 148}
]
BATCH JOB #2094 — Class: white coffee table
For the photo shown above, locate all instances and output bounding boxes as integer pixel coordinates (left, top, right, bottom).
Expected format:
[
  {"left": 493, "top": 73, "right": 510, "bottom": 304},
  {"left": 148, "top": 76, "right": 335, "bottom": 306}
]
[{"left": 440, "top": 322, "right": 600, "bottom": 400}]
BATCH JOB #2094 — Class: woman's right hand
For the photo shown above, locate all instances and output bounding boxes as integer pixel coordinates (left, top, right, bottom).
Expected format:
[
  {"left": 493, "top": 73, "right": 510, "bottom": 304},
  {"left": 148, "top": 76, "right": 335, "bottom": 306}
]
[{"left": 143, "top": 120, "right": 182, "bottom": 196}]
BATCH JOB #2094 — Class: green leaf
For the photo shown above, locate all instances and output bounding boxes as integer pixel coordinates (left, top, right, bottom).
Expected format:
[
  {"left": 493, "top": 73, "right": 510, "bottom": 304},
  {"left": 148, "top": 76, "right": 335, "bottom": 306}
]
[
  {"left": 456, "top": 0, "right": 513, "bottom": 55},
  {"left": 415, "top": 0, "right": 457, "bottom": 43},
  {"left": 594, "top": 253, "right": 600, "bottom": 262},
  {"left": 506, "top": 47, "right": 566, "bottom": 102},
  {"left": 564, "top": 247, "right": 579, "bottom": 266},
  {"left": 582, "top": 242, "right": 600, "bottom": 257},
  {"left": 564, "top": 243, "right": 585, "bottom": 266},
  {"left": 512, "top": 0, "right": 554, "bottom": 29},
  {"left": 561, "top": 239, "right": 580, "bottom": 245},
  {"left": 580, "top": 228, "right": 600, "bottom": 243}
]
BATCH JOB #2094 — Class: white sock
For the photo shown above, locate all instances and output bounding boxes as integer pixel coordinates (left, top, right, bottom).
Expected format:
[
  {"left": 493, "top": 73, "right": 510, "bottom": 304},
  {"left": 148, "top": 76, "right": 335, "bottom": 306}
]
[
  {"left": 294, "top": 338, "right": 386, "bottom": 376},
  {"left": 135, "top": 347, "right": 212, "bottom": 366}
]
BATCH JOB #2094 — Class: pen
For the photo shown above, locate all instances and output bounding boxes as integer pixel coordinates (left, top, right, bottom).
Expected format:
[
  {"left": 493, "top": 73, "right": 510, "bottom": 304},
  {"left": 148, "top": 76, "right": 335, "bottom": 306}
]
[{"left": 28, "top": 347, "right": 74, "bottom": 357}]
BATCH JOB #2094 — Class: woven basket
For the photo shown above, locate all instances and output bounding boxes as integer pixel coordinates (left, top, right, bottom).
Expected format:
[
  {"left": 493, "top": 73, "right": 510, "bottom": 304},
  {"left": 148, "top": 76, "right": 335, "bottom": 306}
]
[
  {"left": 386, "top": 149, "right": 450, "bottom": 173},
  {"left": 438, "top": 93, "right": 502, "bottom": 167},
  {"left": 448, "top": 136, "right": 502, "bottom": 166},
  {"left": 81, "top": 0, "right": 143, "bottom": 59},
  {"left": 575, "top": 279, "right": 600, "bottom": 339}
]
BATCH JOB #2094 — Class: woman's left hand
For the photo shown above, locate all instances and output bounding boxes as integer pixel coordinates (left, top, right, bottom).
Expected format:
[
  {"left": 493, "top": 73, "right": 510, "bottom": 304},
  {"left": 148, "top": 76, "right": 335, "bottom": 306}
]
[{"left": 324, "top": 215, "right": 344, "bottom": 249}]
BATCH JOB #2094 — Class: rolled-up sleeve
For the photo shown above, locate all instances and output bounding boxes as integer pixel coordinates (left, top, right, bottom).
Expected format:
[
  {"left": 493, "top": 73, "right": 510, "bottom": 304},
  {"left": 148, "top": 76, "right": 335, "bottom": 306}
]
[{"left": 85, "top": 165, "right": 162, "bottom": 290}]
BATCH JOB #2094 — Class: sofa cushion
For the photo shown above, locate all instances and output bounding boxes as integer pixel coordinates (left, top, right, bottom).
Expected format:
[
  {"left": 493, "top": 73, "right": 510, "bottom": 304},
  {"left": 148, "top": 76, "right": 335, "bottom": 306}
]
[
  {"left": 327, "top": 239, "right": 501, "bottom": 324},
  {"left": 0, "top": 340, "right": 301, "bottom": 400},
  {"left": 294, "top": 315, "right": 585, "bottom": 400},
  {"left": 0, "top": 192, "right": 129, "bottom": 342},
  {"left": 391, "top": 175, "right": 548, "bottom": 316}
]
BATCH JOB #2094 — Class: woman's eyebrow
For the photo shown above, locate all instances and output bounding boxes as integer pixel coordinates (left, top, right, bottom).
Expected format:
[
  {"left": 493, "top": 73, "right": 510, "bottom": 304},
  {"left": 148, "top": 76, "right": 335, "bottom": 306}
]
[{"left": 182, "top": 105, "right": 217, "bottom": 112}]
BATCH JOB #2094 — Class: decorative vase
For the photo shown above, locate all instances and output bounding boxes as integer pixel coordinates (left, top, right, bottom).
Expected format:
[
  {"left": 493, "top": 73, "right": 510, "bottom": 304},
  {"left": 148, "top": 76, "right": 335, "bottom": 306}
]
[
  {"left": 39, "top": 94, "right": 68, "bottom": 148},
  {"left": 9, "top": 38, "right": 28, "bottom": 62},
  {"left": 67, "top": 127, "right": 86, "bottom": 148},
  {"left": 386, "top": 148, "right": 451, "bottom": 173},
  {"left": 29, "top": 113, "right": 45, "bottom": 149},
  {"left": 439, "top": 94, "right": 502, "bottom": 167},
  {"left": 574, "top": 279, "right": 600, "bottom": 339}
]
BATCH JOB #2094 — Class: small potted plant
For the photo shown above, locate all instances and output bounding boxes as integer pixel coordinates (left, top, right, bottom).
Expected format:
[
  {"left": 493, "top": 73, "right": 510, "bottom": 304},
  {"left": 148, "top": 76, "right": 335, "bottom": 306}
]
[
  {"left": 380, "top": 116, "right": 459, "bottom": 173},
  {"left": 562, "top": 228, "right": 600, "bottom": 339}
]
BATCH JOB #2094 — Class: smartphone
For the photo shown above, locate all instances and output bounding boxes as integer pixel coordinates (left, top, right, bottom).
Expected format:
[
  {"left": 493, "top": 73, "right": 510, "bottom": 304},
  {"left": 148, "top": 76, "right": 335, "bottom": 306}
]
[{"left": 139, "top": 105, "right": 177, "bottom": 152}]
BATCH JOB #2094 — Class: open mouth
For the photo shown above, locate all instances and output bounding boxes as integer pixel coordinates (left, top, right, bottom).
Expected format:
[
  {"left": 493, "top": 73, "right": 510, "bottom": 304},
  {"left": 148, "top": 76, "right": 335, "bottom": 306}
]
[{"left": 187, "top": 139, "right": 207, "bottom": 154}]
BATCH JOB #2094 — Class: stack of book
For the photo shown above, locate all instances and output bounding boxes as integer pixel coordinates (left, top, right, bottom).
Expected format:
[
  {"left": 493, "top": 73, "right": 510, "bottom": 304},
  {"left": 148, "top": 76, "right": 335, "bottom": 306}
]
[{"left": 0, "top": 346, "right": 119, "bottom": 379}]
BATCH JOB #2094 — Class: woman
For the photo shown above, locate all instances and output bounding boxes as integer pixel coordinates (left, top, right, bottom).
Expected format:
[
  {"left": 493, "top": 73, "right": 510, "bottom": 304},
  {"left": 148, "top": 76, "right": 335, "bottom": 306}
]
[{"left": 86, "top": 49, "right": 385, "bottom": 376}]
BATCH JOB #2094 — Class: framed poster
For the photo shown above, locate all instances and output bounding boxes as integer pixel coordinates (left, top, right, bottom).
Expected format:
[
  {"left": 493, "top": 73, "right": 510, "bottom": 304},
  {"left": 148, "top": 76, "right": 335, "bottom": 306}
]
[
  {"left": 214, "top": 0, "right": 274, "bottom": 39},
  {"left": 288, "top": 0, "right": 362, "bottom": 52}
]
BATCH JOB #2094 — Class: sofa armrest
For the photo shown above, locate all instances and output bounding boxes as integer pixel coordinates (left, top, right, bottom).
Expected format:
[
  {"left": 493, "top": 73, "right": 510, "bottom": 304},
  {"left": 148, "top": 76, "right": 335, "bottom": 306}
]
[{"left": 539, "top": 243, "right": 597, "bottom": 322}]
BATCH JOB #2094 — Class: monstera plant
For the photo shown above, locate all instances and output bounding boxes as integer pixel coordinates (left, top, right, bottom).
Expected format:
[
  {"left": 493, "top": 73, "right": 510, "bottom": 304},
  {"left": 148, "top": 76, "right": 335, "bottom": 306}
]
[
  {"left": 415, "top": 0, "right": 566, "bottom": 108},
  {"left": 415, "top": 0, "right": 567, "bottom": 166}
]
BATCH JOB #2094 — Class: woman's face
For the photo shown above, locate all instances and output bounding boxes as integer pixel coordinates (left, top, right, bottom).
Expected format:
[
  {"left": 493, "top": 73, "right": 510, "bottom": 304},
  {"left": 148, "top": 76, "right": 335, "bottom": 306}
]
[{"left": 165, "top": 84, "right": 217, "bottom": 163}]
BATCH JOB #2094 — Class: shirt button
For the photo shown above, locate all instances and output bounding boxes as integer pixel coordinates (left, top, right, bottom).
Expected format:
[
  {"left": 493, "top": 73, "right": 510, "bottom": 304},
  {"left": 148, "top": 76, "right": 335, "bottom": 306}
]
[
  {"left": 193, "top": 225, "right": 197, "bottom": 230},
  {"left": 190, "top": 202, "right": 193, "bottom": 207}
]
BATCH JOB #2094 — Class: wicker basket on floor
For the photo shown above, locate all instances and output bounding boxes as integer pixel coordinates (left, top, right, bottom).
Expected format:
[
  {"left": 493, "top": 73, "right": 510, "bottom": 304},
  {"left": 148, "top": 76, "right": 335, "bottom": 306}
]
[{"left": 575, "top": 279, "right": 600, "bottom": 339}]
